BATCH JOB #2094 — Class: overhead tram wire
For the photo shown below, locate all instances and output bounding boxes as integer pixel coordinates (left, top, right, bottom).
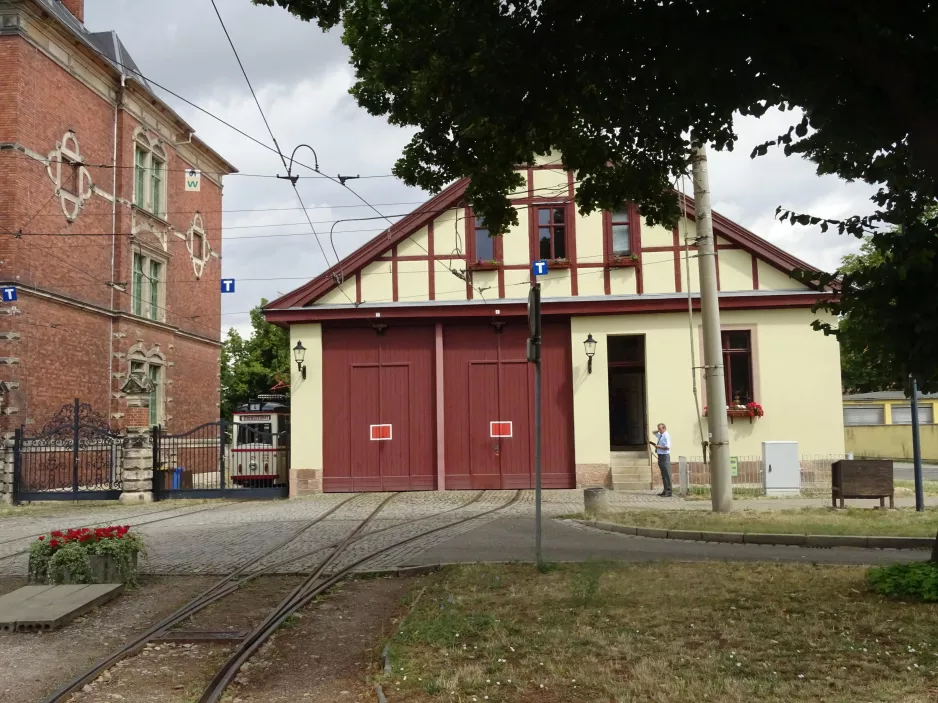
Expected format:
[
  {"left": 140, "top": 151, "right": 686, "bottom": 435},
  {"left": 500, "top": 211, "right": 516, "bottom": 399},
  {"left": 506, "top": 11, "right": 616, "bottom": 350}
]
[
  {"left": 36, "top": 249, "right": 673, "bottom": 289},
  {"left": 208, "top": 0, "right": 355, "bottom": 307},
  {"left": 1, "top": 0, "right": 323, "bottom": 180},
  {"left": 0, "top": 152, "right": 396, "bottom": 180},
  {"left": 7, "top": 180, "right": 590, "bottom": 241}
]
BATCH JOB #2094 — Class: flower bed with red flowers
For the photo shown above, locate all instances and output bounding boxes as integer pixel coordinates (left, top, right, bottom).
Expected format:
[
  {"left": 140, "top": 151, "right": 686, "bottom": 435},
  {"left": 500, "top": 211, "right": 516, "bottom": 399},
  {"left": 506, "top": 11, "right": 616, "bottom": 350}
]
[{"left": 29, "top": 524, "right": 144, "bottom": 586}]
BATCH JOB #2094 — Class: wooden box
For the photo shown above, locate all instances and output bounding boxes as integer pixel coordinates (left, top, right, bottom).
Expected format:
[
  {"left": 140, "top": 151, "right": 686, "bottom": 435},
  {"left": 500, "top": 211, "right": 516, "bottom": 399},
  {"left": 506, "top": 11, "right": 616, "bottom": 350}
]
[{"left": 831, "top": 459, "right": 894, "bottom": 508}]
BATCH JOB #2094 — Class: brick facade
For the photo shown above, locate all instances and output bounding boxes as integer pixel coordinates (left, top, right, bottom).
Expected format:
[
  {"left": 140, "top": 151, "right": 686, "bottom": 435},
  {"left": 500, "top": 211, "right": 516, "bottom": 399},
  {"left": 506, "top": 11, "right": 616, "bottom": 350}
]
[{"left": 0, "top": 0, "right": 235, "bottom": 432}]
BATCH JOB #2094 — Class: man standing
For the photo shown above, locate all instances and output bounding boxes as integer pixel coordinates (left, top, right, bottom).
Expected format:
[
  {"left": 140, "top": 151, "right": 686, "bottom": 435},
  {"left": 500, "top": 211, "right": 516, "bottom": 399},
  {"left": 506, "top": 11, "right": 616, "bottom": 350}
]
[{"left": 650, "top": 423, "right": 672, "bottom": 497}]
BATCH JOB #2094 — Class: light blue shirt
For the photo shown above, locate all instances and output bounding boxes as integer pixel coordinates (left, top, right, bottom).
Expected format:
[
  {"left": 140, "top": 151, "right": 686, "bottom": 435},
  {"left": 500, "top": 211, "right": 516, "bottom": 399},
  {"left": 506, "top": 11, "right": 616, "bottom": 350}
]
[{"left": 655, "top": 431, "right": 671, "bottom": 455}]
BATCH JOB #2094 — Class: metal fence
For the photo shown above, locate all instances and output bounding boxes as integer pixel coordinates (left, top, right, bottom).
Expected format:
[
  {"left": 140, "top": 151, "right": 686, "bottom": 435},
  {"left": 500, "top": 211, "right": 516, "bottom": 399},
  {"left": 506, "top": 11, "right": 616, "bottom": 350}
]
[
  {"left": 653, "top": 453, "right": 850, "bottom": 496},
  {"left": 152, "top": 421, "right": 288, "bottom": 500},
  {"left": 13, "top": 399, "right": 123, "bottom": 502}
]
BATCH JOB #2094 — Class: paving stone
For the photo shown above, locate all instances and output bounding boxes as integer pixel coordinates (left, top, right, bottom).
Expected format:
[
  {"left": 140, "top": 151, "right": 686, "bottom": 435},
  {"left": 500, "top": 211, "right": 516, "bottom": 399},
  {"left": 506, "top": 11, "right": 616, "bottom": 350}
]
[{"left": 2, "top": 490, "right": 936, "bottom": 578}]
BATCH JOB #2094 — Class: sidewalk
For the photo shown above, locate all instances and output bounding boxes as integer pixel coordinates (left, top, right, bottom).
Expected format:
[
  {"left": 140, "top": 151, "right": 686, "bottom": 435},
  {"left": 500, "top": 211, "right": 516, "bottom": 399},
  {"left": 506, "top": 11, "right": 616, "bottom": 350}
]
[{"left": 556, "top": 490, "right": 938, "bottom": 512}]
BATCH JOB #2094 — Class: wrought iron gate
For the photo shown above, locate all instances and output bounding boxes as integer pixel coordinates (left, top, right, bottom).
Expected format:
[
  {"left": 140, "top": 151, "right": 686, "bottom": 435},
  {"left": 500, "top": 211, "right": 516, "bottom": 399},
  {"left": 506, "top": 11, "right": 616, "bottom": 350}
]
[
  {"left": 13, "top": 399, "right": 123, "bottom": 502},
  {"left": 152, "top": 421, "right": 288, "bottom": 500}
]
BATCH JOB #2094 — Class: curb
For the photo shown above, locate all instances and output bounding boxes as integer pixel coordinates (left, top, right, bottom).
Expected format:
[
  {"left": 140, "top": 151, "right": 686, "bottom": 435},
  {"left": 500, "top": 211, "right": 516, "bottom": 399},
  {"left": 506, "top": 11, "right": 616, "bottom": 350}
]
[{"left": 576, "top": 519, "right": 934, "bottom": 550}]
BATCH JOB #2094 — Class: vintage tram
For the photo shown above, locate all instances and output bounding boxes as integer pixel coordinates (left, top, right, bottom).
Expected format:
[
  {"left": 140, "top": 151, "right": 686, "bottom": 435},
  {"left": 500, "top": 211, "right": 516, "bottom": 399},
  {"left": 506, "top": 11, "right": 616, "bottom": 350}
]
[{"left": 230, "top": 394, "right": 290, "bottom": 487}]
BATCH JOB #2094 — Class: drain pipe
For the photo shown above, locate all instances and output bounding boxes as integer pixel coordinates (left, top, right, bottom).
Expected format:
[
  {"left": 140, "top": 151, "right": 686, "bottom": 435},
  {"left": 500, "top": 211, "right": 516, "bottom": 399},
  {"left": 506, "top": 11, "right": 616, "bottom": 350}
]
[{"left": 108, "top": 74, "right": 125, "bottom": 427}]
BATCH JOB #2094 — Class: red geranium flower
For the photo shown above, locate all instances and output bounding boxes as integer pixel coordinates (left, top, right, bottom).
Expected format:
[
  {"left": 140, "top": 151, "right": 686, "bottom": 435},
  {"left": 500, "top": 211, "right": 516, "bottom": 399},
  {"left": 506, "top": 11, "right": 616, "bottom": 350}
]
[{"left": 38, "top": 535, "right": 44, "bottom": 541}]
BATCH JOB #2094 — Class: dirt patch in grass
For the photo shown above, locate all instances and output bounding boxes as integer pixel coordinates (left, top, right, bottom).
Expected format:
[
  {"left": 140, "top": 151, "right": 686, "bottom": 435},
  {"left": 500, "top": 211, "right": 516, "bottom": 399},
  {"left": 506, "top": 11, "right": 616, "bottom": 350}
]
[
  {"left": 67, "top": 575, "right": 304, "bottom": 703},
  {"left": 229, "top": 575, "right": 415, "bottom": 702},
  {"left": 383, "top": 562, "right": 938, "bottom": 702},
  {"left": 0, "top": 575, "right": 215, "bottom": 703},
  {"left": 571, "top": 507, "right": 938, "bottom": 537}
]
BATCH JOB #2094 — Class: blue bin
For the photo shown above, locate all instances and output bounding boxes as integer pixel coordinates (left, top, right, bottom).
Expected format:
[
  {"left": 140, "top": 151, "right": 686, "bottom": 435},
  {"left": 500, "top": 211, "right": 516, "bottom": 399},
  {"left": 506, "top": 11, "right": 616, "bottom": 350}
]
[{"left": 171, "top": 467, "right": 184, "bottom": 490}]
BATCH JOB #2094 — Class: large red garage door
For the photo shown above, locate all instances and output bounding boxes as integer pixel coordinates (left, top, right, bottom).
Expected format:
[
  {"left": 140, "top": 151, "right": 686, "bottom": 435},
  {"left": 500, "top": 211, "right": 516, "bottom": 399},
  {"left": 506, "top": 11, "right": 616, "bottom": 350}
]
[
  {"left": 443, "top": 321, "right": 574, "bottom": 489},
  {"left": 322, "top": 326, "right": 436, "bottom": 491}
]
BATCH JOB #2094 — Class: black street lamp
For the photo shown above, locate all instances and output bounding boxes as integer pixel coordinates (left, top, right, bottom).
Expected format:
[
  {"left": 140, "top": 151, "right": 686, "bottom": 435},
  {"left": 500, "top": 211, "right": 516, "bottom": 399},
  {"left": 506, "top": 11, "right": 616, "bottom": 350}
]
[
  {"left": 293, "top": 341, "right": 307, "bottom": 380},
  {"left": 584, "top": 334, "right": 598, "bottom": 374}
]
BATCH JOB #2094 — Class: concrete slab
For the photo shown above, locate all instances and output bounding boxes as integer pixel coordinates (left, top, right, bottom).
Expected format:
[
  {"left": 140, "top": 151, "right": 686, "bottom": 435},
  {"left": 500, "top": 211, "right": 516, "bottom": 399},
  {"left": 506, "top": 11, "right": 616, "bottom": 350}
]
[{"left": 0, "top": 583, "right": 123, "bottom": 633}]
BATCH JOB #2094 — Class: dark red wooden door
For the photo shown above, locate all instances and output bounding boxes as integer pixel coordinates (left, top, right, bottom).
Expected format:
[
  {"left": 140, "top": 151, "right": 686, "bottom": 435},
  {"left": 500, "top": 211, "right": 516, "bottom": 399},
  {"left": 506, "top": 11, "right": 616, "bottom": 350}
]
[
  {"left": 323, "top": 326, "right": 435, "bottom": 491},
  {"left": 444, "top": 321, "right": 573, "bottom": 489},
  {"left": 467, "top": 362, "right": 501, "bottom": 488}
]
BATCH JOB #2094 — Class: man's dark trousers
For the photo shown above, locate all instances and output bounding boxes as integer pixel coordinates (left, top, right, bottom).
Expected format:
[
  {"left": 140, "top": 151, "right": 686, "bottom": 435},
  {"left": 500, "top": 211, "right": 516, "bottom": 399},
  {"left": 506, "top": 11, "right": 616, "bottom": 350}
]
[{"left": 657, "top": 453, "right": 672, "bottom": 494}]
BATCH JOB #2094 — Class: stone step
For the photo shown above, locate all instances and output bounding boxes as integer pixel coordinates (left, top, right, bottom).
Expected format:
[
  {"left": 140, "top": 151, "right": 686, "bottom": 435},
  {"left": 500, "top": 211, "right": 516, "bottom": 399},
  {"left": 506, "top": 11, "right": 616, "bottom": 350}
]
[
  {"left": 611, "top": 461, "right": 651, "bottom": 470},
  {"left": 612, "top": 479, "right": 651, "bottom": 491},
  {"left": 611, "top": 466, "right": 648, "bottom": 475},
  {"left": 610, "top": 452, "right": 651, "bottom": 467}
]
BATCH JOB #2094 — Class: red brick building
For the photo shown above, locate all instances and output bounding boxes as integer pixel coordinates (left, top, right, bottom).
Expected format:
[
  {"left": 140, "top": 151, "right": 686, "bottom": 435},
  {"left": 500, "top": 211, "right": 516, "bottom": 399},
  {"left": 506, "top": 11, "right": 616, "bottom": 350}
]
[{"left": 0, "top": 0, "right": 236, "bottom": 432}]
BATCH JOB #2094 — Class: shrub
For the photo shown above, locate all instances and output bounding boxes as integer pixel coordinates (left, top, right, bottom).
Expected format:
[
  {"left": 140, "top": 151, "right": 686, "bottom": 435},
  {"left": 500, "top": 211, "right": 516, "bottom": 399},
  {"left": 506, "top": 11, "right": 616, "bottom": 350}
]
[
  {"left": 28, "top": 525, "right": 144, "bottom": 587},
  {"left": 867, "top": 561, "right": 938, "bottom": 602}
]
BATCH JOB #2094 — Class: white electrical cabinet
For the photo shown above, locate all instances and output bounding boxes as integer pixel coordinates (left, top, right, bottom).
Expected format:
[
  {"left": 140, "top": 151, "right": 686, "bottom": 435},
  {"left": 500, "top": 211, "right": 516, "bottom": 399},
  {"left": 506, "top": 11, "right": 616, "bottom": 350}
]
[{"left": 762, "top": 441, "right": 800, "bottom": 497}]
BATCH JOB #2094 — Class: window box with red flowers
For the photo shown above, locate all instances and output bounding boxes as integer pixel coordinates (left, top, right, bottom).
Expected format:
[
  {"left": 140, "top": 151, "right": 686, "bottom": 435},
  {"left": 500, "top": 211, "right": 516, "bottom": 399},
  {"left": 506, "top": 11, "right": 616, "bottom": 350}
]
[
  {"left": 703, "top": 403, "right": 765, "bottom": 424},
  {"left": 28, "top": 525, "right": 144, "bottom": 586},
  {"left": 547, "top": 257, "right": 572, "bottom": 269},
  {"left": 607, "top": 253, "right": 640, "bottom": 269},
  {"left": 467, "top": 258, "right": 503, "bottom": 272}
]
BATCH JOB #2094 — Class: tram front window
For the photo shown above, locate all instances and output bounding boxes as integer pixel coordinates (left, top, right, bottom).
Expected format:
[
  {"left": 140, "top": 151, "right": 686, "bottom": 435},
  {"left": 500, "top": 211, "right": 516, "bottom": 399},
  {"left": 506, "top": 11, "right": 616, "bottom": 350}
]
[{"left": 237, "top": 423, "right": 272, "bottom": 445}]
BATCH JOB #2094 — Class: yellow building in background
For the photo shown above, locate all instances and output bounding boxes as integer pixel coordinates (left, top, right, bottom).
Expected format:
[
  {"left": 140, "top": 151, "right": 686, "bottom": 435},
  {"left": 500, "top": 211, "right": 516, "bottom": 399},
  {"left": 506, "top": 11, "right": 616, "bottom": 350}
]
[
  {"left": 265, "top": 157, "right": 845, "bottom": 496},
  {"left": 843, "top": 392, "right": 938, "bottom": 461}
]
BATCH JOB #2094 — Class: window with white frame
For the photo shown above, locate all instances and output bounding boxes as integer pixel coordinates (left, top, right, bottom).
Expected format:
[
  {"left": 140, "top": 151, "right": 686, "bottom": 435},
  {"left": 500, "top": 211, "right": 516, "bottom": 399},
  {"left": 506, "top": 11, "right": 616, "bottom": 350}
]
[
  {"left": 130, "top": 359, "right": 163, "bottom": 427},
  {"left": 891, "top": 403, "right": 935, "bottom": 425},
  {"left": 133, "top": 139, "right": 167, "bottom": 218},
  {"left": 191, "top": 223, "right": 206, "bottom": 261},
  {"left": 132, "top": 249, "right": 165, "bottom": 321},
  {"left": 843, "top": 405, "right": 886, "bottom": 426}
]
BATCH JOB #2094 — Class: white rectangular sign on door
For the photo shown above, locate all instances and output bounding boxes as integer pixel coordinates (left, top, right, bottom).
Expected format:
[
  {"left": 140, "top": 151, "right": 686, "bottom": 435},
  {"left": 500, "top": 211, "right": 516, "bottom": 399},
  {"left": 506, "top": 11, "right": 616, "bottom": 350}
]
[{"left": 490, "top": 421, "right": 513, "bottom": 438}]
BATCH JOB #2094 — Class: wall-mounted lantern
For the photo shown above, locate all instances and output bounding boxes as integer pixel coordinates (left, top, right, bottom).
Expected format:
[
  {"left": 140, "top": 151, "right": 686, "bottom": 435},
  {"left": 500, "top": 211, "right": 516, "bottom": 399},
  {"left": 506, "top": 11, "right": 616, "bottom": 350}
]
[
  {"left": 584, "top": 334, "right": 598, "bottom": 374},
  {"left": 293, "top": 341, "right": 307, "bottom": 380}
]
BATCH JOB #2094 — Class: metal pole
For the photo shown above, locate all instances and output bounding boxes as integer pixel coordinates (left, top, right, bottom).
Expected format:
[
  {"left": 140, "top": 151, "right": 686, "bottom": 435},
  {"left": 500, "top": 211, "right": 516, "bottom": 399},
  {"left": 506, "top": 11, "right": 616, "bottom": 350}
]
[
  {"left": 535, "top": 353, "right": 542, "bottom": 566},
  {"left": 72, "top": 397, "right": 80, "bottom": 496},
  {"left": 691, "top": 146, "right": 733, "bottom": 513},
  {"left": 911, "top": 376, "right": 924, "bottom": 512}
]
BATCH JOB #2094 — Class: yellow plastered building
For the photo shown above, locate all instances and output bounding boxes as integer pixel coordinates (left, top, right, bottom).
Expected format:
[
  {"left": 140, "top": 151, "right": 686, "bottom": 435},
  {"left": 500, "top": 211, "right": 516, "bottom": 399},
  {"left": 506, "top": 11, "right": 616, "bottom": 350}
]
[{"left": 266, "top": 161, "right": 845, "bottom": 495}]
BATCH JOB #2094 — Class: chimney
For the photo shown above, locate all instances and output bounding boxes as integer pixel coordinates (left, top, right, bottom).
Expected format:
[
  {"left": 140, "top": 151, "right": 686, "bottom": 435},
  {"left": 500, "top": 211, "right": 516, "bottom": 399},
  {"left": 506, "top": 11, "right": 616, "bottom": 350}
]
[{"left": 61, "top": 0, "right": 84, "bottom": 24}]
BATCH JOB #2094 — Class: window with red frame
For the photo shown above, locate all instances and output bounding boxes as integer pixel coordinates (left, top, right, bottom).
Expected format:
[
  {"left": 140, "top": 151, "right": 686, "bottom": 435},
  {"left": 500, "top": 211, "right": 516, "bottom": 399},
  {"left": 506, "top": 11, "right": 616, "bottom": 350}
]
[
  {"left": 537, "top": 206, "right": 567, "bottom": 260},
  {"left": 473, "top": 216, "right": 494, "bottom": 260},
  {"left": 610, "top": 206, "right": 631, "bottom": 256},
  {"left": 722, "top": 330, "right": 754, "bottom": 405}
]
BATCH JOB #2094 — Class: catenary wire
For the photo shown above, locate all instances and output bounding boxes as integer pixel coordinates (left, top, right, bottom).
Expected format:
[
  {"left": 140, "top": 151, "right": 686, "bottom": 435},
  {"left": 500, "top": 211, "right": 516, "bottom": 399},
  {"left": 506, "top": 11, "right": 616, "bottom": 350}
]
[{"left": 208, "top": 0, "right": 355, "bottom": 306}]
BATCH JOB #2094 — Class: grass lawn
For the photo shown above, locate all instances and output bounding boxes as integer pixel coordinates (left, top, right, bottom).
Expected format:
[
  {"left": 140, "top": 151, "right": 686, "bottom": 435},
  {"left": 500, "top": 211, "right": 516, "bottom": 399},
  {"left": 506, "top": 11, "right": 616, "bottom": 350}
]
[
  {"left": 569, "top": 507, "right": 938, "bottom": 538},
  {"left": 382, "top": 562, "right": 938, "bottom": 702}
]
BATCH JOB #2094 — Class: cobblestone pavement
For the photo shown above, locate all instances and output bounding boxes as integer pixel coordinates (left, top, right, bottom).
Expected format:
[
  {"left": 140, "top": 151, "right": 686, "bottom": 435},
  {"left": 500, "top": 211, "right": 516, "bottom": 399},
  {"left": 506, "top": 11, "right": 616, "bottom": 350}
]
[{"left": 1, "top": 489, "right": 934, "bottom": 577}]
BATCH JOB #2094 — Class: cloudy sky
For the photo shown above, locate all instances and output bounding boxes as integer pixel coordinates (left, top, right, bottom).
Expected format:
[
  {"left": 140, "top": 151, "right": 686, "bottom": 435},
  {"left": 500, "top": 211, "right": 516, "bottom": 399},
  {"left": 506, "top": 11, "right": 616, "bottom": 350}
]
[{"left": 85, "top": 0, "right": 876, "bottom": 337}]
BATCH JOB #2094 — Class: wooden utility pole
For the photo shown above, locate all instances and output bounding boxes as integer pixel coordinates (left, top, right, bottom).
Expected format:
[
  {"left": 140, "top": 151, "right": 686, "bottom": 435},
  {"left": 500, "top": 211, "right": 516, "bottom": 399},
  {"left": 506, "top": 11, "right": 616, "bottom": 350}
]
[{"left": 691, "top": 145, "right": 733, "bottom": 513}]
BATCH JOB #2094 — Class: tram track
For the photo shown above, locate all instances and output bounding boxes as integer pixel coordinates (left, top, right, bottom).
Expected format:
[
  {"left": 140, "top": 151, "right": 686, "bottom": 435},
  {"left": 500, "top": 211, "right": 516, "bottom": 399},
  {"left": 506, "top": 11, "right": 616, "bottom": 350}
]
[
  {"left": 41, "top": 489, "right": 505, "bottom": 702},
  {"left": 198, "top": 490, "right": 521, "bottom": 703}
]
